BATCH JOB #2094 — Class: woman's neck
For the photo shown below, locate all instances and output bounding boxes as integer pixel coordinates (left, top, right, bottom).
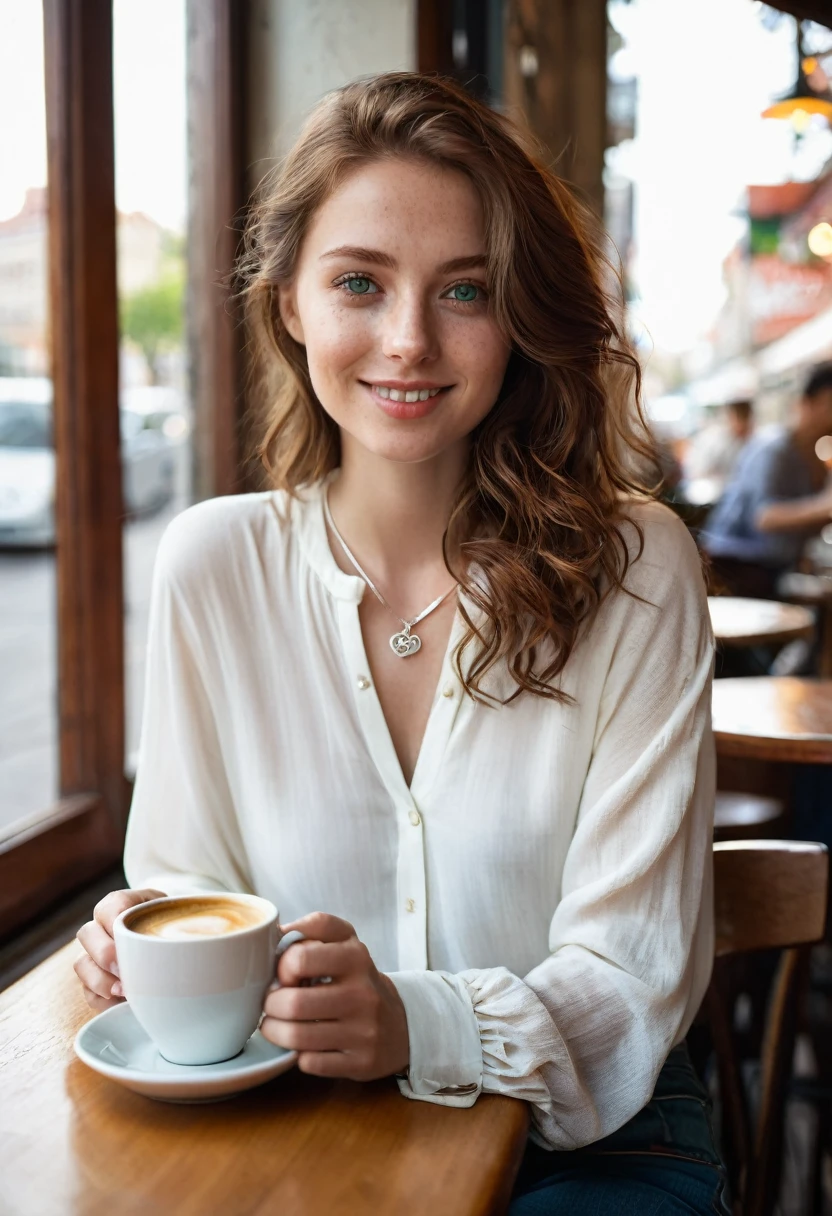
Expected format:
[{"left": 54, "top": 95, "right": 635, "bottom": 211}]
[{"left": 327, "top": 436, "right": 467, "bottom": 592}]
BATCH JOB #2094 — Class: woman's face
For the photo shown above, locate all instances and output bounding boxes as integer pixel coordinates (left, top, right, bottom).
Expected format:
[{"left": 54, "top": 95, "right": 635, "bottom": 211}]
[{"left": 279, "top": 158, "right": 510, "bottom": 467}]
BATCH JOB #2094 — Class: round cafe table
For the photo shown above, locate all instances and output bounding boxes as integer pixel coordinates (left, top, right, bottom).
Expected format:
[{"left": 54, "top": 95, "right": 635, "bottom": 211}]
[
  {"left": 708, "top": 597, "right": 815, "bottom": 650},
  {"left": 712, "top": 677, "right": 832, "bottom": 764}
]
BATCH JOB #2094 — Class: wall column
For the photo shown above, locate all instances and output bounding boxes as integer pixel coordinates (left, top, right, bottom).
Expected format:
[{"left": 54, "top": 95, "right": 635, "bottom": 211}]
[{"left": 503, "top": 0, "right": 607, "bottom": 215}]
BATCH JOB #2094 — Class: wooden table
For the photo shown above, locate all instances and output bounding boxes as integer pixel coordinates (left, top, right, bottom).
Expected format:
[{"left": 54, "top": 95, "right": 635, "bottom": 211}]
[
  {"left": 0, "top": 944, "right": 529, "bottom": 1216},
  {"left": 712, "top": 677, "right": 832, "bottom": 764},
  {"left": 708, "top": 597, "right": 815, "bottom": 649}
]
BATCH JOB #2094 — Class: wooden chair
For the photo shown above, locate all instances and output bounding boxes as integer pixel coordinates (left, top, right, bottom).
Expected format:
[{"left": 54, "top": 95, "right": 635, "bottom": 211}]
[{"left": 707, "top": 840, "right": 829, "bottom": 1216}]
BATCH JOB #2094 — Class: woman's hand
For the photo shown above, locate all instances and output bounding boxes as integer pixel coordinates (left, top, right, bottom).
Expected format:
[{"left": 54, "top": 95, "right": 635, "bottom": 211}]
[
  {"left": 261, "top": 912, "right": 409, "bottom": 1080},
  {"left": 74, "top": 888, "right": 166, "bottom": 1011}
]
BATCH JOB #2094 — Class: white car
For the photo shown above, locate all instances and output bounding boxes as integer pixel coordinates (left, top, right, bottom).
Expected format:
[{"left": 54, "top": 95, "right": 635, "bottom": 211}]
[{"left": 0, "top": 377, "right": 185, "bottom": 548}]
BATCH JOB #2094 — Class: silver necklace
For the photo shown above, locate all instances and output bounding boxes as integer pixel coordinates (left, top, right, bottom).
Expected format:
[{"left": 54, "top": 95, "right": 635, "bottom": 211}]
[{"left": 323, "top": 489, "right": 457, "bottom": 658}]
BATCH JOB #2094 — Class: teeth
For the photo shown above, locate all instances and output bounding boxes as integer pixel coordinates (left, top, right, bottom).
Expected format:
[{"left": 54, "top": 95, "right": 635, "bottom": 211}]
[{"left": 372, "top": 385, "right": 443, "bottom": 402}]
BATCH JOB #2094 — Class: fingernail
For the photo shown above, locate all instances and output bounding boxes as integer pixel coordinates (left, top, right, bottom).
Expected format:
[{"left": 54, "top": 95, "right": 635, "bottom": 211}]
[
  {"left": 109, "top": 961, "right": 120, "bottom": 978},
  {"left": 111, "top": 981, "right": 123, "bottom": 998}
]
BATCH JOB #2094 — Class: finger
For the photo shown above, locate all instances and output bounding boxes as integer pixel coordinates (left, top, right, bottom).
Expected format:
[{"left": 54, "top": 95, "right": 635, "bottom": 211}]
[
  {"left": 81, "top": 986, "right": 119, "bottom": 1013},
  {"left": 75, "top": 950, "right": 122, "bottom": 1000},
  {"left": 278, "top": 938, "right": 365, "bottom": 986},
  {"left": 74, "top": 951, "right": 123, "bottom": 1002},
  {"left": 93, "top": 888, "right": 166, "bottom": 936},
  {"left": 264, "top": 982, "right": 357, "bottom": 1022},
  {"left": 260, "top": 1017, "right": 348, "bottom": 1053},
  {"left": 279, "top": 912, "right": 355, "bottom": 943},
  {"left": 76, "top": 920, "right": 120, "bottom": 978},
  {"left": 296, "top": 1051, "right": 354, "bottom": 1078}
]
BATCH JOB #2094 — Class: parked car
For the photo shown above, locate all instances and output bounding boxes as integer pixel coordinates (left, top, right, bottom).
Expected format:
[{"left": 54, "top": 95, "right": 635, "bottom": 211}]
[
  {"left": 0, "top": 377, "right": 185, "bottom": 548},
  {"left": 121, "top": 385, "right": 190, "bottom": 441}
]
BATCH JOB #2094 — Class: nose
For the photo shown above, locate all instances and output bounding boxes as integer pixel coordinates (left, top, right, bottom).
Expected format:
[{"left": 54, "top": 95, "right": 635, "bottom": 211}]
[{"left": 380, "top": 289, "right": 438, "bottom": 366}]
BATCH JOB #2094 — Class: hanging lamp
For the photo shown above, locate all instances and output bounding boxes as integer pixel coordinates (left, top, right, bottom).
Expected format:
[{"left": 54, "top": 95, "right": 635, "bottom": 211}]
[{"left": 761, "top": 20, "right": 832, "bottom": 130}]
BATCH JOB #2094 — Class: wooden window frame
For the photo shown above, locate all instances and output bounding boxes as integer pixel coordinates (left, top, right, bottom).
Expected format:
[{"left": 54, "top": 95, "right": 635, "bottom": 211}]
[
  {"left": 0, "top": 0, "right": 248, "bottom": 941},
  {"left": 186, "top": 0, "right": 249, "bottom": 501},
  {"left": 0, "top": 0, "right": 124, "bottom": 940}
]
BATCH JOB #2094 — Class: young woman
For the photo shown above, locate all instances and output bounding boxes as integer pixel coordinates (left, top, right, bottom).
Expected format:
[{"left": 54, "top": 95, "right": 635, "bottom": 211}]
[{"left": 74, "top": 74, "right": 722, "bottom": 1214}]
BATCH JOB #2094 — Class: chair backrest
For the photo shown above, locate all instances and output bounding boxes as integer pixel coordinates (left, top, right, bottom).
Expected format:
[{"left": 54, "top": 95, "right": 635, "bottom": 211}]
[
  {"left": 713, "top": 840, "right": 828, "bottom": 956},
  {"left": 708, "top": 840, "right": 829, "bottom": 1216}
]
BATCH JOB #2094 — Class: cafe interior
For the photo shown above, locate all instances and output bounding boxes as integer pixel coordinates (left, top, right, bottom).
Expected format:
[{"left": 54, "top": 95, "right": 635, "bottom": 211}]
[{"left": 3, "top": 1, "right": 832, "bottom": 1213}]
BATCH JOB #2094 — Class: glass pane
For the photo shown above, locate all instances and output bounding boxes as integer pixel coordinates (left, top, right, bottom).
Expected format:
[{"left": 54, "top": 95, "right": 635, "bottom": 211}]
[
  {"left": 0, "top": 1, "right": 58, "bottom": 836},
  {"left": 113, "top": 0, "right": 191, "bottom": 776}
]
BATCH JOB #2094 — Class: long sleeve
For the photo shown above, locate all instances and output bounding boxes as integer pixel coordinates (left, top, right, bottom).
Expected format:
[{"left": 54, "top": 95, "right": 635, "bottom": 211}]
[
  {"left": 123, "top": 512, "right": 255, "bottom": 896},
  {"left": 389, "top": 511, "right": 715, "bottom": 1148}
]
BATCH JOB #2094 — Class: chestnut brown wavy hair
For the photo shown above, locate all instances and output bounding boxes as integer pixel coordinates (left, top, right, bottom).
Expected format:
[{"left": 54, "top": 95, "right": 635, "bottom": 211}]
[{"left": 238, "top": 72, "right": 659, "bottom": 703}]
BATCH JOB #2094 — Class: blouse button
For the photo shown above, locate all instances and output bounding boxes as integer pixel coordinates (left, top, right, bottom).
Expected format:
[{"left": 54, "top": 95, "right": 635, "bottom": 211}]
[
  {"left": 441, "top": 684, "right": 454, "bottom": 698},
  {"left": 409, "top": 810, "right": 421, "bottom": 826},
  {"left": 405, "top": 898, "right": 416, "bottom": 913},
  {"left": 356, "top": 675, "right": 371, "bottom": 690}
]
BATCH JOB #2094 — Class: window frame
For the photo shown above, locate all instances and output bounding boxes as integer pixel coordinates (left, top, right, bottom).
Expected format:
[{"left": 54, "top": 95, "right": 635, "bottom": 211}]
[
  {"left": 1, "top": 0, "right": 250, "bottom": 941},
  {"left": 0, "top": 0, "right": 124, "bottom": 939}
]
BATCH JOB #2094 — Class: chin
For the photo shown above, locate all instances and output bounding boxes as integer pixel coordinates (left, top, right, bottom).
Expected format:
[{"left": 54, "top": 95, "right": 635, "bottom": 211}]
[
  {"left": 360, "top": 438, "right": 458, "bottom": 466},
  {"left": 347, "top": 421, "right": 470, "bottom": 466}
]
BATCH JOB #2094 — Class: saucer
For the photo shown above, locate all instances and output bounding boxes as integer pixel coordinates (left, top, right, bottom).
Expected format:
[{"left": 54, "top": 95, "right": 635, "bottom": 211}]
[{"left": 74, "top": 1002, "right": 297, "bottom": 1103}]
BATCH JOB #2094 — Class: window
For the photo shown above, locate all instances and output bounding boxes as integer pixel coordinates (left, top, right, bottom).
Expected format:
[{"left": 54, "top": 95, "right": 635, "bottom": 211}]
[
  {"left": 0, "top": 4, "right": 59, "bottom": 849},
  {"left": 113, "top": 0, "right": 191, "bottom": 775},
  {"left": 0, "top": 0, "right": 247, "bottom": 941}
]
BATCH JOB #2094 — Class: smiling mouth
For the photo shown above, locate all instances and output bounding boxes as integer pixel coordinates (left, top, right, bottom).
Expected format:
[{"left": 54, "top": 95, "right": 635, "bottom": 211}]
[{"left": 363, "top": 383, "right": 450, "bottom": 403}]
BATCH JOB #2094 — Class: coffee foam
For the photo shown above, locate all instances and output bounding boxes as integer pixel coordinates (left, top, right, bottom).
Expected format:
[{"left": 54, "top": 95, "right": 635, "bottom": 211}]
[{"left": 126, "top": 898, "right": 266, "bottom": 940}]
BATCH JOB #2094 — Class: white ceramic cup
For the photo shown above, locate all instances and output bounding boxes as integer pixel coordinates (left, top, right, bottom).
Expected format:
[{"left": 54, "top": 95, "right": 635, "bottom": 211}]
[{"left": 113, "top": 893, "right": 281, "bottom": 1066}]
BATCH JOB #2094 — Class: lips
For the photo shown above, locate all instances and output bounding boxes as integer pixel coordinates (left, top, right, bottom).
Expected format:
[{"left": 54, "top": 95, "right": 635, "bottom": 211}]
[{"left": 362, "top": 381, "right": 450, "bottom": 420}]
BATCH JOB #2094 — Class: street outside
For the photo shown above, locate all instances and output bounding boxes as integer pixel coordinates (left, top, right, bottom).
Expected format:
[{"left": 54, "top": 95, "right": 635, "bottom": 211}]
[{"left": 0, "top": 442, "right": 189, "bottom": 838}]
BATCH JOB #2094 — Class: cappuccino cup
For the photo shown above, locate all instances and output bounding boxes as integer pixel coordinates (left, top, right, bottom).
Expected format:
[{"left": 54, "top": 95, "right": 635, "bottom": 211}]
[{"left": 113, "top": 893, "right": 280, "bottom": 1066}]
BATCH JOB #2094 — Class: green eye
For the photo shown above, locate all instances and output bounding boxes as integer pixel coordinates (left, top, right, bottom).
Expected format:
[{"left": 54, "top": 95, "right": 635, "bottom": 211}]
[
  {"left": 450, "top": 283, "right": 479, "bottom": 302},
  {"left": 345, "top": 276, "right": 373, "bottom": 294}
]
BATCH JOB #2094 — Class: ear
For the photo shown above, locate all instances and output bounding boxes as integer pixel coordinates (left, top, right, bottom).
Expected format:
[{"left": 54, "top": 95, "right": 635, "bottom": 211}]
[{"left": 278, "top": 284, "right": 305, "bottom": 345}]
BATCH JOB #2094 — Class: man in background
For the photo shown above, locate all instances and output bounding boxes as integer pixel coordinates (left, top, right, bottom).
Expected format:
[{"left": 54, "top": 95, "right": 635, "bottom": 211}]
[
  {"left": 684, "top": 397, "right": 753, "bottom": 493},
  {"left": 701, "top": 363, "right": 832, "bottom": 598}
]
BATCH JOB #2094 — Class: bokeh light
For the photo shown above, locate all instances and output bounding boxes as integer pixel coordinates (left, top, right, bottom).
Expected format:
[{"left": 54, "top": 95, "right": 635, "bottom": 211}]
[{"left": 808, "top": 221, "right": 832, "bottom": 258}]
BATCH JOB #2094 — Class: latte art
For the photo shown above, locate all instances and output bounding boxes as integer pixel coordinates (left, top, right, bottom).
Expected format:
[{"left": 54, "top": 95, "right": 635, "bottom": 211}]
[
  {"left": 145, "top": 913, "right": 246, "bottom": 940},
  {"left": 126, "top": 898, "right": 266, "bottom": 940}
]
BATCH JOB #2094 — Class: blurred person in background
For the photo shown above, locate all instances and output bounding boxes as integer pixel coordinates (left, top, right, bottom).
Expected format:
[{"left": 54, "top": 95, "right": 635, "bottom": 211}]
[
  {"left": 701, "top": 363, "right": 832, "bottom": 598},
  {"left": 683, "top": 398, "right": 753, "bottom": 498}
]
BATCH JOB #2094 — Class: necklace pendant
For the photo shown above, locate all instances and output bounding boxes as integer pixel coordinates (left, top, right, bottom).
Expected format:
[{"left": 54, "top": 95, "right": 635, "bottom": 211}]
[{"left": 390, "top": 630, "right": 422, "bottom": 658}]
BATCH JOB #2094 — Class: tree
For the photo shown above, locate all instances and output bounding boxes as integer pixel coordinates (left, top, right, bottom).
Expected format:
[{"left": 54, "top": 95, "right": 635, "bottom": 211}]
[{"left": 120, "top": 270, "right": 184, "bottom": 383}]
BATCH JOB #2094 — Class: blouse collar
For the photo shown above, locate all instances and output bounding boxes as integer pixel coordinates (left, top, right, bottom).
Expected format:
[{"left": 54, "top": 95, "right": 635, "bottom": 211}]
[{"left": 288, "top": 477, "right": 366, "bottom": 605}]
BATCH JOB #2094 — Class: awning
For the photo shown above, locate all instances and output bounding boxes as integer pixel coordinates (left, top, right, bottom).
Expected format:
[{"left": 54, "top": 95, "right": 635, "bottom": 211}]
[
  {"left": 757, "top": 305, "right": 832, "bottom": 376},
  {"left": 684, "top": 304, "right": 832, "bottom": 405}
]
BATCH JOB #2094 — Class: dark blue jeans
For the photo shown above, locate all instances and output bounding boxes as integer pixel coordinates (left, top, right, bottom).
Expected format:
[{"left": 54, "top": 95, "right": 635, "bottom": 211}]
[{"left": 509, "top": 1044, "right": 731, "bottom": 1215}]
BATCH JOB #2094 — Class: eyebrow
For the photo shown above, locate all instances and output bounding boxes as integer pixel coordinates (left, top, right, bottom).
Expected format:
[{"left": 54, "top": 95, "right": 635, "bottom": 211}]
[{"left": 319, "top": 246, "right": 487, "bottom": 274}]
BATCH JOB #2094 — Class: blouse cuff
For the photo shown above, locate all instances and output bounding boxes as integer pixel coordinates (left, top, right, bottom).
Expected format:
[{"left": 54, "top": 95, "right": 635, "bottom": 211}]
[{"left": 386, "top": 970, "right": 483, "bottom": 1106}]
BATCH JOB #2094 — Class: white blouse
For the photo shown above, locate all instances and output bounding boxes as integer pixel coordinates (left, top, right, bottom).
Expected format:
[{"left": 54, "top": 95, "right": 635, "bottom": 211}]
[{"left": 124, "top": 483, "right": 715, "bottom": 1150}]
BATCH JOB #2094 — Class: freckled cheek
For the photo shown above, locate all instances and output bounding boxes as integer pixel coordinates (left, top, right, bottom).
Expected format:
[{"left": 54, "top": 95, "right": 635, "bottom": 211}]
[
  {"left": 303, "top": 301, "right": 377, "bottom": 385},
  {"left": 444, "top": 319, "right": 510, "bottom": 397}
]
